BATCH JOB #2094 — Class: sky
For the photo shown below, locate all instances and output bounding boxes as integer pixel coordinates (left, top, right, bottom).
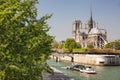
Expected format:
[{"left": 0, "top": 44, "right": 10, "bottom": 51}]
[{"left": 36, "top": 0, "right": 120, "bottom": 42}]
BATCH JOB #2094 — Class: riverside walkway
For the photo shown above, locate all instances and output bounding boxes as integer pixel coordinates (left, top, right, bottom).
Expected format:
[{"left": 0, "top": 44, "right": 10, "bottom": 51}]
[{"left": 42, "top": 67, "right": 75, "bottom": 80}]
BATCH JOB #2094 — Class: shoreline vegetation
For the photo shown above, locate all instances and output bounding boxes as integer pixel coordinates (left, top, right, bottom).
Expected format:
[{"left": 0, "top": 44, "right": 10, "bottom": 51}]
[{"left": 52, "top": 48, "right": 120, "bottom": 55}]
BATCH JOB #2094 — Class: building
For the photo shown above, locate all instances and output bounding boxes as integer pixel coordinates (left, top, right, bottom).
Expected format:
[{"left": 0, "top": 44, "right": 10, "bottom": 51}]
[{"left": 72, "top": 10, "right": 107, "bottom": 48}]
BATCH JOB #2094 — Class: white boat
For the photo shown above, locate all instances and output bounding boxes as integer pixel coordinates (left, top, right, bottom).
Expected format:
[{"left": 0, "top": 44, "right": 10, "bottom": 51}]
[
  {"left": 80, "top": 66, "right": 97, "bottom": 74},
  {"left": 66, "top": 64, "right": 97, "bottom": 74}
]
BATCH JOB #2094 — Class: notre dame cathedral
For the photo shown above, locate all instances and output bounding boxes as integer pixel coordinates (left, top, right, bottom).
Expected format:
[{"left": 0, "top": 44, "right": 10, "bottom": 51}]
[{"left": 72, "top": 11, "right": 108, "bottom": 49}]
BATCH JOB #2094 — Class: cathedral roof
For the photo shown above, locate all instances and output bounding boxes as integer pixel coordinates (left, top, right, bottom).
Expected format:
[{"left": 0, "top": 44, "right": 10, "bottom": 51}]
[
  {"left": 89, "top": 27, "right": 106, "bottom": 35},
  {"left": 80, "top": 28, "right": 89, "bottom": 35},
  {"left": 89, "top": 27, "right": 100, "bottom": 34}
]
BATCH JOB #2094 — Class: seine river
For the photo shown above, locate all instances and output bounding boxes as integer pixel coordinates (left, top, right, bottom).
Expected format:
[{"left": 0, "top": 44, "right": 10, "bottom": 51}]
[{"left": 47, "top": 59, "right": 120, "bottom": 80}]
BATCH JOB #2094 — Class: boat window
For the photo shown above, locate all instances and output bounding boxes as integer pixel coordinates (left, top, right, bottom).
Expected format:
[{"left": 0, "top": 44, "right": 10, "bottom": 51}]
[{"left": 99, "top": 62, "right": 104, "bottom": 64}]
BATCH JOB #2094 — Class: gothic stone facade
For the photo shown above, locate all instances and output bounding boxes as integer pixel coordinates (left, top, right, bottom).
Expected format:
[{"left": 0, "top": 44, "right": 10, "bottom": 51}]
[{"left": 72, "top": 15, "right": 107, "bottom": 48}]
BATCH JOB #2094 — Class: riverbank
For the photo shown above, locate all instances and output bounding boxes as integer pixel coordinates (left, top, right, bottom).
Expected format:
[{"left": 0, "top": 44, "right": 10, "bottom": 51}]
[
  {"left": 47, "top": 59, "right": 120, "bottom": 80},
  {"left": 51, "top": 53, "right": 120, "bottom": 66}
]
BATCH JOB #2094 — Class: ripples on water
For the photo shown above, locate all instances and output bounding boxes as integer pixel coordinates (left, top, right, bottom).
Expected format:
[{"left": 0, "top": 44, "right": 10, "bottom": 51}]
[{"left": 47, "top": 59, "right": 120, "bottom": 80}]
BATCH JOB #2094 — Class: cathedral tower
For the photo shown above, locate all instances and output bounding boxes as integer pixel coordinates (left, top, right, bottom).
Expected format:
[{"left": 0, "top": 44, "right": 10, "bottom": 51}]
[{"left": 72, "top": 20, "right": 82, "bottom": 42}]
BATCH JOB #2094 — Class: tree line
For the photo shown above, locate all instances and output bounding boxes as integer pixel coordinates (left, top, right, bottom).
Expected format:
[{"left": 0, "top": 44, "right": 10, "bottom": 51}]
[{"left": 52, "top": 38, "right": 120, "bottom": 53}]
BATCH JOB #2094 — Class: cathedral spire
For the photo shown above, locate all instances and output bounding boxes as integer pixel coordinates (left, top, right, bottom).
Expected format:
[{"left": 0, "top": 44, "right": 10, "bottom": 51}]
[
  {"left": 88, "top": 2, "right": 93, "bottom": 32},
  {"left": 90, "top": 4, "right": 93, "bottom": 23}
]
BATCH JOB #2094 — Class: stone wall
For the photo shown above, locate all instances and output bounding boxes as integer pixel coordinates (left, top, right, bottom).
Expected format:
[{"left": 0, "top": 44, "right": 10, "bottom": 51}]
[{"left": 52, "top": 53, "right": 120, "bottom": 66}]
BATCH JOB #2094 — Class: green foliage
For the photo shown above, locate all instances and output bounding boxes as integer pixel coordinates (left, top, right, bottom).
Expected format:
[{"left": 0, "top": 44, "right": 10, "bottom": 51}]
[
  {"left": 87, "top": 44, "right": 94, "bottom": 49},
  {"left": 105, "top": 41, "right": 120, "bottom": 50},
  {"left": 52, "top": 40, "right": 59, "bottom": 49},
  {"left": 73, "top": 48, "right": 88, "bottom": 52},
  {"left": 58, "top": 43, "right": 64, "bottom": 49},
  {"left": 0, "top": 71, "right": 5, "bottom": 80},
  {"left": 75, "top": 42, "right": 81, "bottom": 48},
  {"left": 64, "top": 38, "right": 76, "bottom": 52},
  {"left": 0, "top": 0, "right": 53, "bottom": 80}
]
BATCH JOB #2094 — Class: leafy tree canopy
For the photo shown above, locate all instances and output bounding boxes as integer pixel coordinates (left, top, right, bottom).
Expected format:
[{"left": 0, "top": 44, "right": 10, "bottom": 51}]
[
  {"left": 58, "top": 43, "right": 64, "bottom": 49},
  {"left": 0, "top": 0, "right": 53, "bottom": 80},
  {"left": 105, "top": 41, "right": 120, "bottom": 50},
  {"left": 64, "top": 38, "right": 76, "bottom": 52},
  {"left": 75, "top": 42, "right": 81, "bottom": 48},
  {"left": 87, "top": 44, "right": 94, "bottom": 49},
  {"left": 51, "top": 40, "right": 59, "bottom": 49}
]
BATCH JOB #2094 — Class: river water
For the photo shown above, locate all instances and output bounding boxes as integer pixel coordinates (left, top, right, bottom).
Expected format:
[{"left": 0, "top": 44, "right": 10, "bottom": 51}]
[{"left": 47, "top": 59, "right": 120, "bottom": 80}]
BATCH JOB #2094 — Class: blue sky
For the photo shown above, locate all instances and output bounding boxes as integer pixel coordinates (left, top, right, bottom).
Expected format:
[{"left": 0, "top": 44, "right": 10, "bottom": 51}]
[{"left": 36, "top": 0, "right": 120, "bottom": 42}]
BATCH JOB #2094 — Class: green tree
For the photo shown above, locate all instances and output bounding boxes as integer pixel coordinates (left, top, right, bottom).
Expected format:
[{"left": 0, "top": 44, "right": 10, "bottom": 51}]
[
  {"left": 105, "top": 41, "right": 120, "bottom": 50},
  {"left": 87, "top": 44, "right": 94, "bottom": 49},
  {"left": 64, "top": 38, "right": 76, "bottom": 52},
  {"left": 0, "top": 0, "right": 53, "bottom": 80},
  {"left": 52, "top": 40, "right": 59, "bottom": 49},
  {"left": 75, "top": 42, "right": 81, "bottom": 48},
  {"left": 58, "top": 43, "right": 64, "bottom": 49}
]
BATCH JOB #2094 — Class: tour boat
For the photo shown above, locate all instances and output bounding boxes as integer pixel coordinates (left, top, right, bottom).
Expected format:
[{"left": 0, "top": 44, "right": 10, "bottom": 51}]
[
  {"left": 80, "top": 66, "right": 97, "bottom": 74},
  {"left": 67, "top": 64, "right": 97, "bottom": 74}
]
